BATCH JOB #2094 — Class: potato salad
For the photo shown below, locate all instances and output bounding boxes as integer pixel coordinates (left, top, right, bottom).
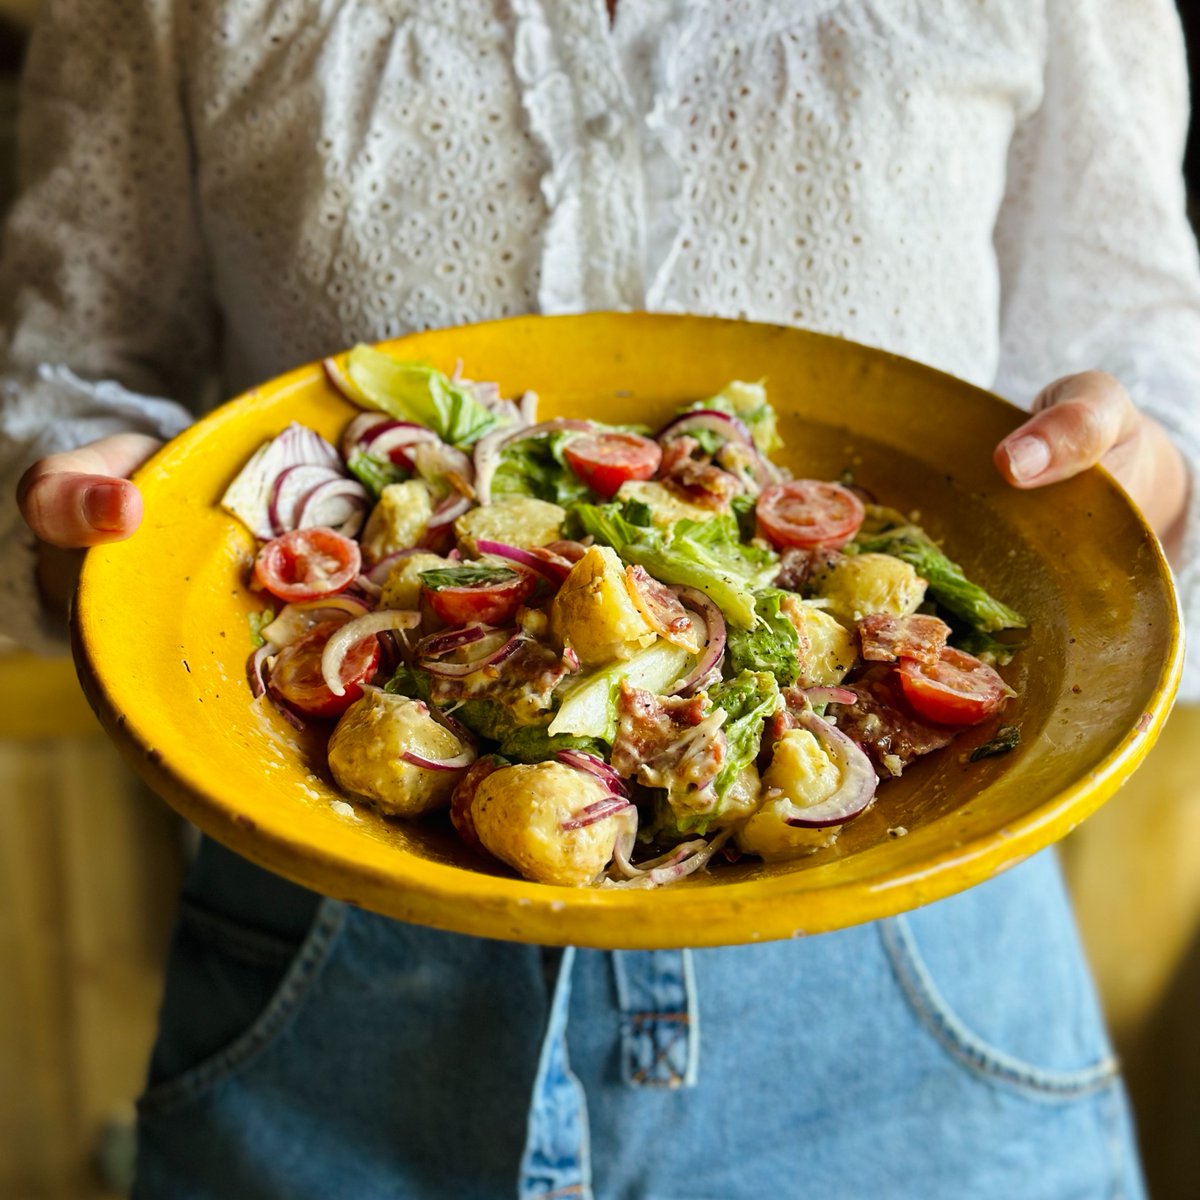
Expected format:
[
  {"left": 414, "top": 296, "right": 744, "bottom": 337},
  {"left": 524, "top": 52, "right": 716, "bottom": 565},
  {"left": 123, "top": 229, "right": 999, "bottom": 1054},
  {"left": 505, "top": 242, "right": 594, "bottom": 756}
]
[{"left": 225, "top": 347, "right": 1026, "bottom": 888}]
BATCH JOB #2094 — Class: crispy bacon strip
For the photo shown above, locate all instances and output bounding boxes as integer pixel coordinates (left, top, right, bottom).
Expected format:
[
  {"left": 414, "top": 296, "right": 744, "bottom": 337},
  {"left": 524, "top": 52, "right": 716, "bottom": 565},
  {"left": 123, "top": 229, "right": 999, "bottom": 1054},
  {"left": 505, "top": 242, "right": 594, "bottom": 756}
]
[
  {"left": 826, "top": 665, "right": 955, "bottom": 777},
  {"left": 857, "top": 613, "right": 951, "bottom": 668},
  {"left": 611, "top": 682, "right": 726, "bottom": 798}
]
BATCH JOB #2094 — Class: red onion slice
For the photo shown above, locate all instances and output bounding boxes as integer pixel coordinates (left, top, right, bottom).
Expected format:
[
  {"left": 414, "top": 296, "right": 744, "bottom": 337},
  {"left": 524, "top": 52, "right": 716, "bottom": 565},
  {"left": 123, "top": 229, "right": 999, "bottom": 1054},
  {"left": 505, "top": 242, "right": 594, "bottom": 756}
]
[
  {"left": 555, "top": 750, "right": 629, "bottom": 796},
  {"left": 268, "top": 464, "right": 345, "bottom": 536},
  {"left": 419, "top": 632, "right": 526, "bottom": 678},
  {"left": 417, "top": 625, "right": 489, "bottom": 659},
  {"left": 668, "top": 586, "right": 726, "bottom": 695},
  {"left": 365, "top": 421, "right": 442, "bottom": 466},
  {"left": 475, "top": 540, "right": 570, "bottom": 584},
  {"left": 221, "top": 423, "right": 343, "bottom": 539},
  {"left": 607, "top": 829, "right": 733, "bottom": 888},
  {"left": 425, "top": 493, "right": 473, "bottom": 532},
  {"left": 259, "top": 595, "right": 371, "bottom": 648},
  {"left": 561, "top": 795, "right": 633, "bottom": 831},
  {"left": 401, "top": 748, "right": 477, "bottom": 772},
  {"left": 340, "top": 412, "right": 393, "bottom": 460},
  {"left": 657, "top": 409, "right": 754, "bottom": 447},
  {"left": 321, "top": 610, "right": 422, "bottom": 696},
  {"left": 783, "top": 711, "right": 878, "bottom": 828},
  {"left": 295, "top": 477, "right": 370, "bottom": 538}
]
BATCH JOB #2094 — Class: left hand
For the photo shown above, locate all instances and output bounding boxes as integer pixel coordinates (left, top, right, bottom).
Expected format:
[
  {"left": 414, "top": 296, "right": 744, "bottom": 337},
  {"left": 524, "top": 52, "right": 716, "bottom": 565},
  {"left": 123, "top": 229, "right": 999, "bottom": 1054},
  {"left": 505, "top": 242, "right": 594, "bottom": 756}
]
[{"left": 993, "top": 370, "right": 1189, "bottom": 558}]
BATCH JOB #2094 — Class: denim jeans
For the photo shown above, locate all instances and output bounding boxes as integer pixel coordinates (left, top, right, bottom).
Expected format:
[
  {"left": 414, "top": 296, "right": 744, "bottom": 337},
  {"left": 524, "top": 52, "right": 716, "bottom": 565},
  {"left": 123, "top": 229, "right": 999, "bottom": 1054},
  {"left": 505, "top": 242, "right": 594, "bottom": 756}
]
[{"left": 133, "top": 838, "right": 1145, "bottom": 1199}]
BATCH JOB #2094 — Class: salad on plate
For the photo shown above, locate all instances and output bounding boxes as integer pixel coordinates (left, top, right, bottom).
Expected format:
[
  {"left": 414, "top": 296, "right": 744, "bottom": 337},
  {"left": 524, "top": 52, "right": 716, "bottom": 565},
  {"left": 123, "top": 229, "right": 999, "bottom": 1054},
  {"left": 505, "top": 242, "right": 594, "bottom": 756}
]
[{"left": 222, "top": 346, "right": 1026, "bottom": 889}]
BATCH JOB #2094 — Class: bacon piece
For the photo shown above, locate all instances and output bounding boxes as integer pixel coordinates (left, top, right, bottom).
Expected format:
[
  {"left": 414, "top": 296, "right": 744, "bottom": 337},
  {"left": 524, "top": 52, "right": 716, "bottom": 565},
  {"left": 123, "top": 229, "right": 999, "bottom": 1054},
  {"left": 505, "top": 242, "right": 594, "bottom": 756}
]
[
  {"left": 624, "top": 565, "right": 703, "bottom": 652},
  {"left": 827, "top": 665, "right": 955, "bottom": 778},
  {"left": 857, "top": 613, "right": 951, "bottom": 668},
  {"left": 658, "top": 434, "right": 744, "bottom": 510},
  {"left": 610, "top": 682, "right": 727, "bottom": 800}
]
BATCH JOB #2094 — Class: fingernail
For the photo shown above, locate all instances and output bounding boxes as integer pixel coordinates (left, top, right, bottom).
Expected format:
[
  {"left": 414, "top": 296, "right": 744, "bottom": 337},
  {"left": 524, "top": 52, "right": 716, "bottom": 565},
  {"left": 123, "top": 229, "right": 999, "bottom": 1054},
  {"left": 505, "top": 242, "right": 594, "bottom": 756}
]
[
  {"left": 84, "top": 481, "right": 127, "bottom": 531},
  {"left": 1005, "top": 435, "right": 1050, "bottom": 482}
]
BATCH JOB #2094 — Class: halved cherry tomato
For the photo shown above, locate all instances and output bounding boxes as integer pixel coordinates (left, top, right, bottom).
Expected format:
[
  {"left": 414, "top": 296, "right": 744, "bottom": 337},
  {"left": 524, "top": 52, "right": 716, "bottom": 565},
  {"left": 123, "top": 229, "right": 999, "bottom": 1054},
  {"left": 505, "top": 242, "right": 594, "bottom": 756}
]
[
  {"left": 254, "top": 527, "right": 361, "bottom": 602},
  {"left": 755, "top": 480, "right": 865, "bottom": 551},
  {"left": 563, "top": 432, "right": 662, "bottom": 499},
  {"left": 423, "top": 568, "right": 537, "bottom": 627},
  {"left": 897, "top": 647, "right": 1008, "bottom": 726},
  {"left": 269, "top": 620, "right": 379, "bottom": 718}
]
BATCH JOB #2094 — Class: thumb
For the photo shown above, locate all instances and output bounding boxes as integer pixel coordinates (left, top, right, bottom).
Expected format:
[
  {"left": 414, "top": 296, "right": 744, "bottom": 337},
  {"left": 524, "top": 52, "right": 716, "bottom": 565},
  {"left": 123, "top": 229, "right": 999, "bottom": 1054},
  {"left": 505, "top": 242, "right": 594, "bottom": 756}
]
[
  {"left": 993, "top": 371, "right": 1139, "bottom": 488},
  {"left": 17, "top": 433, "right": 162, "bottom": 549}
]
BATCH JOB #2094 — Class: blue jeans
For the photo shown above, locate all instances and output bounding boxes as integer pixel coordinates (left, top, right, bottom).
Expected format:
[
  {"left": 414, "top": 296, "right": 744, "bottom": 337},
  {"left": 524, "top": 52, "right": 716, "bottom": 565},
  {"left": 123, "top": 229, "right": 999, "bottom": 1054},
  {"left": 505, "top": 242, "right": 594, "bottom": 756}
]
[{"left": 133, "top": 839, "right": 1145, "bottom": 1199}]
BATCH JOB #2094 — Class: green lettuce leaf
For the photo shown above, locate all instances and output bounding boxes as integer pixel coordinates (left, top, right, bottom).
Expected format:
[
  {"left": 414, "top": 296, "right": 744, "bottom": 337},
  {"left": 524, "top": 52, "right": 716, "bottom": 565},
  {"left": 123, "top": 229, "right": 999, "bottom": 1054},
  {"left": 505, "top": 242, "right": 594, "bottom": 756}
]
[
  {"left": 345, "top": 450, "right": 407, "bottom": 498},
  {"left": 345, "top": 346, "right": 498, "bottom": 447},
  {"left": 851, "top": 517, "right": 1025, "bottom": 634},
  {"left": 492, "top": 430, "right": 594, "bottom": 505},
  {"left": 726, "top": 589, "right": 801, "bottom": 684},
  {"left": 682, "top": 379, "right": 782, "bottom": 453},
  {"left": 569, "top": 503, "right": 777, "bottom": 630}
]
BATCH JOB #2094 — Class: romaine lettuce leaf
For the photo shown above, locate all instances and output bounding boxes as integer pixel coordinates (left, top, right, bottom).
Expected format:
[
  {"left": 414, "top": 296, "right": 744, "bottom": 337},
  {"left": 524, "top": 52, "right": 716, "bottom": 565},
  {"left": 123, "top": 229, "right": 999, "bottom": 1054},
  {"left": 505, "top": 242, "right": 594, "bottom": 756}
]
[
  {"left": 726, "top": 589, "right": 801, "bottom": 684},
  {"left": 346, "top": 346, "right": 498, "bottom": 447},
  {"left": 569, "top": 503, "right": 777, "bottom": 630},
  {"left": 851, "top": 520, "right": 1026, "bottom": 633},
  {"left": 492, "top": 430, "right": 593, "bottom": 505}
]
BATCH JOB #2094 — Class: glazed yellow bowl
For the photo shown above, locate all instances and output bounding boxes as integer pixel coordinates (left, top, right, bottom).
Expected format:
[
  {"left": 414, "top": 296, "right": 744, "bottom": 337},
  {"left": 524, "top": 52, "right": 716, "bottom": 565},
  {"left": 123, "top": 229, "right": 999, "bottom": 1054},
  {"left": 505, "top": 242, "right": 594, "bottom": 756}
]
[{"left": 72, "top": 314, "right": 1182, "bottom": 948}]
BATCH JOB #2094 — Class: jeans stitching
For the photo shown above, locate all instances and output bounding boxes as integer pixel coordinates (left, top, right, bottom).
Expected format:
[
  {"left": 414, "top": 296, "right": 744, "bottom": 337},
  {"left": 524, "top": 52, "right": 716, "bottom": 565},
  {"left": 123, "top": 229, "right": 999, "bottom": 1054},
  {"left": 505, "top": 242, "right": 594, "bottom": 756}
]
[
  {"left": 136, "top": 898, "right": 347, "bottom": 1116},
  {"left": 880, "top": 914, "right": 1120, "bottom": 1099}
]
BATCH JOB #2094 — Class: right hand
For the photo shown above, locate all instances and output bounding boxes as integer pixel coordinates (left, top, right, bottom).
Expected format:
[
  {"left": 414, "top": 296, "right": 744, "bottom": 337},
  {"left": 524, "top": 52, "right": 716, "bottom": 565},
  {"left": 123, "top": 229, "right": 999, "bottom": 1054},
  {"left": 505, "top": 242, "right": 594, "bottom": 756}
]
[{"left": 16, "top": 432, "right": 163, "bottom": 614}]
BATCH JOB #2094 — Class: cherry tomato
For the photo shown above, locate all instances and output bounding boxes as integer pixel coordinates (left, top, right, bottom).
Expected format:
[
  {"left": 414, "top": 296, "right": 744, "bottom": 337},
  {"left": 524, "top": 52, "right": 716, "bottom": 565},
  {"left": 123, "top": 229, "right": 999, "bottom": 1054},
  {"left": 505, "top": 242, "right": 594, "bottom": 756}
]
[
  {"left": 423, "top": 570, "right": 536, "bottom": 627},
  {"left": 269, "top": 620, "right": 379, "bottom": 719},
  {"left": 563, "top": 432, "right": 662, "bottom": 499},
  {"left": 897, "top": 647, "right": 1009, "bottom": 726},
  {"left": 755, "top": 480, "right": 865, "bottom": 551},
  {"left": 253, "top": 527, "right": 361, "bottom": 602}
]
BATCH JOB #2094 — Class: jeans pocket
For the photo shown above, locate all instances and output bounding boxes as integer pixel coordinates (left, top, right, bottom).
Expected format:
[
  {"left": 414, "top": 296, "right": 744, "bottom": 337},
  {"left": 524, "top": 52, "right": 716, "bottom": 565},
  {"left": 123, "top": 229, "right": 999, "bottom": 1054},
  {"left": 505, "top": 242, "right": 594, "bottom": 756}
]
[
  {"left": 879, "top": 853, "right": 1120, "bottom": 1100},
  {"left": 136, "top": 894, "right": 346, "bottom": 1117}
]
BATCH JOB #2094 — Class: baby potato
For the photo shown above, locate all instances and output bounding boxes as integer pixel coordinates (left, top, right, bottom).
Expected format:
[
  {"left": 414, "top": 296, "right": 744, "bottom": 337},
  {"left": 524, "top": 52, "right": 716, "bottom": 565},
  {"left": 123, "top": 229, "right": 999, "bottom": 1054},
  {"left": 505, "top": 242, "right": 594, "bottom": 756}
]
[
  {"left": 735, "top": 729, "right": 842, "bottom": 860},
  {"left": 379, "top": 552, "right": 452, "bottom": 611},
  {"left": 456, "top": 495, "right": 566, "bottom": 551},
  {"left": 615, "top": 480, "right": 715, "bottom": 528},
  {"left": 328, "top": 691, "right": 469, "bottom": 817},
  {"left": 735, "top": 795, "right": 839, "bottom": 860},
  {"left": 471, "top": 761, "right": 629, "bottom": 887},
  {"left": 780, "top": 595, "right": 857, "bottom": 686},
  {"left": 550, "top": 545, "right": 658, "bottom": 668},
  {"left": 360, "top": 480, "right": 435, "bottom": 565},
  {"left": 810, "top": 552, "right": 926, "bottom": 627}
]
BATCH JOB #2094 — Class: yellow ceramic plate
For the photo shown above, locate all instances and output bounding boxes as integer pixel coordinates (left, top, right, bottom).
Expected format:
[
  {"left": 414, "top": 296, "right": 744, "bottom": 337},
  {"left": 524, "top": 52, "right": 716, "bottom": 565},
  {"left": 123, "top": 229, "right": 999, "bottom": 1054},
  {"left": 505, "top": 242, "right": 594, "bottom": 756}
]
[{"left": 72, "top": 314, "right": 1182, "bottom": 948}]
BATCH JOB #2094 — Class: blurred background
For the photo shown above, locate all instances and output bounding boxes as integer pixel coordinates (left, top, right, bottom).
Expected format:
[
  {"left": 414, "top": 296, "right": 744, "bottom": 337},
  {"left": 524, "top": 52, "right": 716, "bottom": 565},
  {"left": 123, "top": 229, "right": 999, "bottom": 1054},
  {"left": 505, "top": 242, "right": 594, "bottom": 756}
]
[{"left": 0, "top": 2, "right": 1198, "bottom": 1196}]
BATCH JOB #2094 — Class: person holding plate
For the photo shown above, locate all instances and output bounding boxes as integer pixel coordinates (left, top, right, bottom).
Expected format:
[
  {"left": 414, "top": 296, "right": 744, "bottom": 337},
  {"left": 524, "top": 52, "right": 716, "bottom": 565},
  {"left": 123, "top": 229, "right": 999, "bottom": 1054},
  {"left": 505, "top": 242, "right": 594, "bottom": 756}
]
[{"left": 3, "top": 2, "right": 1199, "bottom": 1197}]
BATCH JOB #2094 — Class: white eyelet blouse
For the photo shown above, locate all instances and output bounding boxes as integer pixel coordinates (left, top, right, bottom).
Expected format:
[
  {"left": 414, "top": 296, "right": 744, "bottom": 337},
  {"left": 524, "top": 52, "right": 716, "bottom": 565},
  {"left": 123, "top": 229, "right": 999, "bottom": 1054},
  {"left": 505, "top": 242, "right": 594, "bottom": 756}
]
[{"left": 1, "top": 0, "right": 1198, "bottom": 694}]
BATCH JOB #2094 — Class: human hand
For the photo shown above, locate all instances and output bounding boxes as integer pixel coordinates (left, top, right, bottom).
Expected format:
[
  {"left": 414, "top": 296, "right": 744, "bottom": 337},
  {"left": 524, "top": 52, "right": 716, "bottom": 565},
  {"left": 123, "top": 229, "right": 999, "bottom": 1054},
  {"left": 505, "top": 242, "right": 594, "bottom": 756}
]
[
  {"left": 16, "top": 432, "right": 163, "bottom": 615},
  {"left": 993, "top": 371, "right": 1189, "bottom": 557}
]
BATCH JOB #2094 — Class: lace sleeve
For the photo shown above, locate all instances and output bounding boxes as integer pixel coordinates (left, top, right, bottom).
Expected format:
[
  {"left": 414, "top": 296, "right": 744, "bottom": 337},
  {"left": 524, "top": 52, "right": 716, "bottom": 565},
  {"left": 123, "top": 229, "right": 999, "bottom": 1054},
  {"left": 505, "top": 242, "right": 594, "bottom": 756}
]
[
  {"left": 0, "top": 0, "right": 214, "bottom": 654},
  {"left": 992, "top": 0, "right": 1200, "bottom": 698}
]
